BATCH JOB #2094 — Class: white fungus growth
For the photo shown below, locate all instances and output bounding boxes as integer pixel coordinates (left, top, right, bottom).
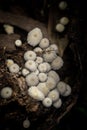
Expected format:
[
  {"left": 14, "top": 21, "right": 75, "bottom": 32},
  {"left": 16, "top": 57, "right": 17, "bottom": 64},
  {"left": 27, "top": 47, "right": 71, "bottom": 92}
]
[
  {"left": 27, "top": 28, "right": 43, "bottom": 47},
  {"left": 38, "top": 63, "right": 47, "bottom": 72},
  {"left": 3, "top": 24, "right": 14, "bottom": 34},
  {"left": 57, "top": 81, "right": 67, "bottom": 95},
  {"left": 42, "top": 97, "right": 52, "bottom": 107},
  {"left": 43, "top": 51, "right": 57, "bottom": 62},
  {"left": 23, "top": 119, "right": 30, "bottom": 128},
  {"left": 26, "top": 73, "right": 39, "bottom": 86},
  {"left": 6, "top": 59, "right": 14, "bottom": 68},
  {"left": 55, "top": 23, "right": 65, "bottom": 32},
  {"left": 44, "top": 62, "right": 51, "bottom": 72},
  {"left": 24, "top": 51, "right": 36, "bottom": 61},
  {"left": 48, "top": 89, "right": 59, "bottom": 102},
  {"left": 36, "top": 57, "right": 43, "bottom": 64},
  {"left": 46, "top": 77, "right": 56, "bottom": 90},
  {"left": 63, "top": 84, "right": 71, "bottom": 96},
  {"left": 25, "top": 60, "right": 37, "bottom": 71},
  {"left": 53, "top": 99, "right": 62, "bottom": 108},
  {"left": 9, "top": 63, "right": 20, "bottom": 73},
  {"left": 49, "top": 44, "right": 59, "bottom": 53},
  {"left": 39, "top": 38, "right": 49, "bottom": 49},
  {"left": 51, "top": 56, "right": 64, "bottom": 70},
  {"left": 34, "top": 69, "right": 39, "bottom": 75},
  {"left": 0, "top": 87, "right": 13, "bottom": 99},
  {"left": 22, "top": 68, "right": 30, "bottom": 76},
  {"left": 60, "top": 17, "right": 69, "bottom": 25},
  {"left": 59, "top": 1, "right": 68, "bottom": 10},
  {"left": 38, "top": 73, "right": 47, "bottom": 82},
  {"left": 15, "top": 39, "right": 22, "bottom": 47},
  {"left": 28, "top": 86, "right": 45, "bottom": 101},
  {"left": 37, "top": 83, "right": 49, "bottom": 96},
  {"left": 33, "top": 47, "right": 43, "bottom": 54},
  {"left": 48, "top": 71, "right": 60, "bottom": 83}
]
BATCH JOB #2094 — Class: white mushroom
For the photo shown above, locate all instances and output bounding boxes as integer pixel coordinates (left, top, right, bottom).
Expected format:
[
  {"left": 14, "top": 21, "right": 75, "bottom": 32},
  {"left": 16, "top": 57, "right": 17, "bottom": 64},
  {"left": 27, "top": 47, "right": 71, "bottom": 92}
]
[
  {"left": 63, "top": 84, "right": 71, "bottom": 96},
  {"left": 59, "top": 1, "right": 68, "bottom": 10},
  {"left": 24, "top": 51, "right": 36, "bottom": 61},
  {"left": 51, "top": 56, "right": 64, "bottom": 70},
  {"left": 3, "top": 24, "right": 14, "bottom": 34},
  {"left": 25, "top": 73, "right": 39, "bottom": 86},
  {"left": 23, "top": 119, "right": 30, "bottom": 128},
  {"left": 46, "top": 77, "right": 56, "bottom": 90},
  {"left": 48, "top": 89, "right": 59, "bottom": 102},
  {"left": 0, "top": 87, "right": 13, "bottom": 99},
  {"left": 9, "top": 63, "right": 20, "bottom": 73},
  {"left": 15, "top": 39, "right": 22, "bottom": 47},
  {"left": 37, "top": 82, "right": 49, "bottom": 96},
  {"left": 36, "top": 57, "right": 43, "bottom": 64},
  {"left": 25, "top": 60, "right": 37, "bottom": 71},
  {"left": 33, "top": 47, "right": 43, "bottom": 54},
  {"left": 60, "top": 17, "right": 69, "bottom": 25},
  {"left": 48, "top": 71, "right": 60, "bottom": 83},
  {"left": 6, "top": 59, "right": 14, "bottom": 68},
  {"left": 43, "top": 51, "right": 57, "bottom": 62},
  {"left": 38, "top": 63, "right": 47, "bottom": 72},
  {"left": 57, "top": 81, "right": 67, "bottom": 95},
  {"left": 42, "top": 97, "right": 52, "bottom": 107},
  {"left": 22, "top": 68, "right": 30, "bottom": 76},
  {"left": 55, "top": 23, "right": 65, "bottom": 32},
  {"left": 39, "top": 38, "right": 49, "bottom": 49},
  {"left": 27, "top": 28, "right": 43, "bottom": 47},
  {"left": 38, "top": 73, "right": 47, "bottom": 82},
  {"left": 28, "top": 86, "right": 45, "bottom": 101},
  {"left": 53, "top": 99, "right": 62, "bottom": 108}
]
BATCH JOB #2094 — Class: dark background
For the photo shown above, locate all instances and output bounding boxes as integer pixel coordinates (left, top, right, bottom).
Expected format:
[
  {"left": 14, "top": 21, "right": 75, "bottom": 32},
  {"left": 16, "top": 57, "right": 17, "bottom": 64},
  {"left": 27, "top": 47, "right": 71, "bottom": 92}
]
[{"left": 0, "top": 0, "right": 87, "bottom": 130}]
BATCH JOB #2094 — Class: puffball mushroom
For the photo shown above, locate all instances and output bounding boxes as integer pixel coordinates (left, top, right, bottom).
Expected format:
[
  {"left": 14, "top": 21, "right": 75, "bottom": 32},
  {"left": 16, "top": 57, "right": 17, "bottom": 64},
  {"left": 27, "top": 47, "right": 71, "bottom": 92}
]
[
  {"left": 25, "top": 60, "right": 37, "bottom": 71},
  {"left": 28, "top": 86, "right": 45, "bottom": 101},
  {"left": 9, "top": 63, "right": 20, "bottom": 73},
  {"left": 36, "top": 57, "right": 43, "bottom": 64},
  {"left": 53, "top": 99, "right": 62, "bottom": 108},
  {"left": 37, "top": 82, "right": 49, "bottom": 96},
  {"left": 6, "top": 59, "right": 14, "bottom": 68},
  {"left": 60, "top": 17, "right": 69, "bottom": 25},
  {"left": 24, "top": 51, "right": 36, "bottom": 61},
  {"left": 3, "top": 24, "right": 14, "bottom": 34},
  {"left": 39, "top": 38, "right": 49, "bottom": 49},
  {"left": 42, "top": 97, "right": 52, "bottom": 107},
  {"left": 22, "top": 68, "right": 30, "bottom": 76},
  {"left": 26, "top": 73, "right": 39, "bottom": 86},
  {"left": 27, "top": 28, "right": 43, "bottom": 47},
  {"left": 23, "top": 119, "right": 30, "bottom": 128},
  {"left": 57, "top": 81, "right": 67, "bottom": 95},
  {"left": 63, "top": 84, "right": 71, "bottom": 96},
  {"left": 48, "top": 89, "right": 59, "bottom": 102},
  {"left": 55, "top": 23, "right": 65, "bottom": 32},
  {"left": 15, "top": 39, "right": 22, "bottom": 47},
  {"left": 59, "top": 1, "right": 68, "bottom": 10},
  {"left": 46, "top": 77, "right": 56, "bottom": 90},
  {"left": 38, "top": 63, "right": 47, "bottom": 72},
  {"left": 0, "top": 87, "right": 13, "bottom": 99},
  {"left": 38, "top": 73, "right": 47, "bottom": 82},
  {"left": 51, "top": 56, "right": 64, "bottom": 70}
]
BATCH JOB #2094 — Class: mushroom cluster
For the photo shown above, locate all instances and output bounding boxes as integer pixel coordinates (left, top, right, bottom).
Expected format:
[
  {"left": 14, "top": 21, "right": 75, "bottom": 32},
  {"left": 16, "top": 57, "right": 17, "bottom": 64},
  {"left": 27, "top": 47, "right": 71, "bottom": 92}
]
[{"left": 4, "top": 27, "right": 71, "bottom": 109}]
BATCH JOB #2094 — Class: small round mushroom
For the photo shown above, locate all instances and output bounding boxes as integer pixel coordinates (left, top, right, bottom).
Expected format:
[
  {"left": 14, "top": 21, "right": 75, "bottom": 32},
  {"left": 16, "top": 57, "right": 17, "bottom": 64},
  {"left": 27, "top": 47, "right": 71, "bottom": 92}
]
[
  {"left": 42, "top": 97, "right": 52, "bottom": 107},
  {"left": 26, "top": 73, "right": 39, "bottom": 86},
  {"left": 0, "top": 87, "right": 13, "bottom": 99},
  {"left": 24, "top": 51, "right": 36, "bottom": 61},
  {"left": 57, "top": 81, "right": 67, "bottom": 95},
  {"left": 63, "top": 84, "right": 71, "bottom": 96},
  {"left": 22, "top": 68, "right": 30, "bottom": 76},
  {"left": 15, "top": 39, "right": 22, "bottom": 47},
  {"left": 43, "top": 51, "right": 57, "bottom": 62},
  {"left": 37, "top": 82, "right": 49, "bottom": 96},
  {"left": 38, "top": 63, "right": 47, "bottom": 72},
  {"left": 28, "top": 86, "right": 45, "bottom": 101},
  {"left": 23, "top": 119, "right": 30, "bottom": 128},
  {"left": 59, "top": 1, "right": 68, "bottom": 10},
  {"left": 46, "top": 77, "right": 56, "bottom": 90},
  {"left": 60, "top": 17, "right": 69, "bottom": 25},
  {"left": 53, "top": 99, "right": 62, "bottom": 108},
  {"left": 33, "top": 47, "right": 43, "bottom": 54},
  {"left": 9, "top": 63, "right": 20, "bottom": 73},
  {"left": 39, "top": 38, "right": 49, "bottom": 49},
  {"left": 25, "top": 60, "right": 37, "bottom": 71},
  {"left": 36, "top": 57, "right": 43, "bottom": 64},
  {"left": 38, "top": 73, "right": 47, "bottom": 82},
  {"left": 55, "top": 23, "right": 65, "bottom": 32},
  {"left": 3, "top": 24, "right": 14, "bottom": 34},
  {"left": 6, "top": 59, "right": 14, "bottom": 68},
  {"left": 27, "top": 28, "right": 43, "bottom": 47},
  {"left": 48, "top": 89, "right": 59, "bottom": 102}
]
